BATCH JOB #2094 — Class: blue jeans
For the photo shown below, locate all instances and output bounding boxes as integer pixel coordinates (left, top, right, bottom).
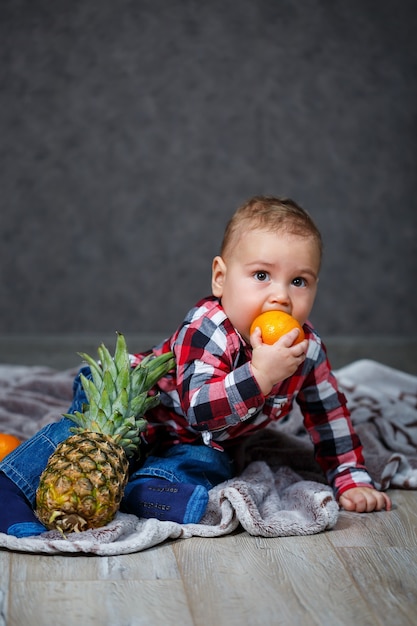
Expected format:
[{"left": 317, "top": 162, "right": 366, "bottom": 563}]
[
  {"left": 0, "top": 366, "right": 92, "bottom": 505},
  {"left": 124, "top": 442, "right": 233, "bottom": 498},
  {"left": 0, "top": 366, "right": 233, "bottom": 505}
]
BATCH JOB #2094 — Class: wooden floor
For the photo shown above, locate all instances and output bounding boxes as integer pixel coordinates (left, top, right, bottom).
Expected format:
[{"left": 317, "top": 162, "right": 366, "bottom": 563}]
[
  {"left": 1, "top": 489, "right": 416, "bottom": 626},
  {"left": 1, "top": 336, "right": 416, "bottom": 625}
]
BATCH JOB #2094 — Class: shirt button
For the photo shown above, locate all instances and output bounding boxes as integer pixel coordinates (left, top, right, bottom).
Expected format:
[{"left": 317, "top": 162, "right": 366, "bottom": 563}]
[{"left": 248, "top": 407, "right": 257, "bottom": 415}]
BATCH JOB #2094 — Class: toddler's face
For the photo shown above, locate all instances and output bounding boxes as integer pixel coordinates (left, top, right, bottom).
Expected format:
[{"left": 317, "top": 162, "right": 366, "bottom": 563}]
[{"left": 211, "top": 228, "right": 320, "bottom": 343}]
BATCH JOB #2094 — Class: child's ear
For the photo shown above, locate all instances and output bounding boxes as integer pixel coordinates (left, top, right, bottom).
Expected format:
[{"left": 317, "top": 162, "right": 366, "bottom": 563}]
[{"left": 211, "top": 256, "right": 227, "bottom": 297}]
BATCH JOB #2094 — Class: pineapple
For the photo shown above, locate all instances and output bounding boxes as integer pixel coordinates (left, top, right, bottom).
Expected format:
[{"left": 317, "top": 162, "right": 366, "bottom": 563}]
[{"left": 35, "top": 332, "right": 174, "bottom": 535}]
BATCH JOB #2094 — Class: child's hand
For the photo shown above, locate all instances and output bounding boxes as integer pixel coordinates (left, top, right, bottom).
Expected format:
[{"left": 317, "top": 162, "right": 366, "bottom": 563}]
[
  {"left": 339, "top": 487, "right": 392, "bottom": 513},
  {"left": 250, "top": 326, "right": 308, "bottom": 395}
]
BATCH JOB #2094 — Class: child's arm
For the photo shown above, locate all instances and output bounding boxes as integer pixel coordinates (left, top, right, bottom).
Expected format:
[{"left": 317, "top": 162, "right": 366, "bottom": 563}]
[{"left": 339, "top": 486, "right": 392, "bottom": 513}]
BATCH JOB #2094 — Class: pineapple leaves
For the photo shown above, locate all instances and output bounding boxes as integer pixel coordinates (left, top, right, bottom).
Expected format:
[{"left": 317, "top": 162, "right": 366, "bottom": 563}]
[
  {"left": 65, "top": 333, "right": 175, "bottom": 458},
  {"left": 142, "top": 353, "right": 175, "bottom": 389},
  {"left": 112, "top": 388, "right": 129, "bottom": 416},
  {"left": 103, "top": 369, "right": 117, "bottom": 403},
  {"left": 77, "top": 352, "right": 103, "bottom": 389},
  {"left": 97, "top": 343, "right": 118, "bottom": 382},
  {"left": 98, "top": 385, "right": 112, "bottom": 419},
  {"left": 114, "top": 331, "right": 130, "bottom": 372},
  {"left": 115, "top": 366, "right": 130, "bottom": 397},
  {"left": 131, "top": 365, "right": 149, "bottom": 395},
  {"left": 80, "top": 373, "right": 101, "bottom": 408}
]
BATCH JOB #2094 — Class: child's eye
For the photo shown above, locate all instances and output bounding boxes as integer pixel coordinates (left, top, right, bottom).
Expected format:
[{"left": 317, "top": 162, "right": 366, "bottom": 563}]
[
  {"left": 292, "top": 277, "right": 307, "bottom": 287},
  {"left": 254, "top": 271, "right": 270, "bottom": 282}
]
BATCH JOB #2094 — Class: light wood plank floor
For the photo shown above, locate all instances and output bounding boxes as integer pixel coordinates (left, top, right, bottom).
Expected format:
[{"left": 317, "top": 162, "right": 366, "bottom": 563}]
[
  {"left": 1, "top": 336, "right": 416, "bottom": 625},
  {"left": 1, "top": 489, "right": 416, "bottom": 626}
]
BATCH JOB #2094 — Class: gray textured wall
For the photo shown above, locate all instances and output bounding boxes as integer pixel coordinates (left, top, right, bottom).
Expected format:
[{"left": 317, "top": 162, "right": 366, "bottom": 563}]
[{"left": 1, "top": 0, "right": 416, "bottom": 337}]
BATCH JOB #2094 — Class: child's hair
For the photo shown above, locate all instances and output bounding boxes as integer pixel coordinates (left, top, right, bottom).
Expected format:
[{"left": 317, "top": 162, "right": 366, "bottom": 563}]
[{"left": 220, "top": 195, "right": 323, "bottom": 262}]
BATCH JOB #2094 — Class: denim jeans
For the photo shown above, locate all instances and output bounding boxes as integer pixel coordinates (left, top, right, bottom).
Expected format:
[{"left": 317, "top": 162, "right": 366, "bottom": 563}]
[
  {"left": 0, "top": 366, "right": 234, "bottom": 505},
  {"left": 0, "top": 366, "right": 92, "bottom": 505},
  {"left": 124, "top": 442, "right": 234, "bottom": 498}
]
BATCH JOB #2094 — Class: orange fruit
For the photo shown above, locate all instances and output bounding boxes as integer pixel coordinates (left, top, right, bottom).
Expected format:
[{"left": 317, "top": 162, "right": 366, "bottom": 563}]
[
  {"left": 0, "top": 433, "right": 21, "bottom": 461},
  {"left": 250, "top": 311, "right": 305, "bottom": 345}
]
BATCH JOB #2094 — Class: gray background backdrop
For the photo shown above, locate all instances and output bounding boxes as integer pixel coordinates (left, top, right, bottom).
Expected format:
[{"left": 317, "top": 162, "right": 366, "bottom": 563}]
[{"left": 1, "top": 0, "right": 416, "bottom": 341}]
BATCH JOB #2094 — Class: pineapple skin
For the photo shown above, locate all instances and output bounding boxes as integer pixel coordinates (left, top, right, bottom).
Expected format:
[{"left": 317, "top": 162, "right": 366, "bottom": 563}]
[{"left": 36, "top": 431, "right": 129, "bottom": 533}]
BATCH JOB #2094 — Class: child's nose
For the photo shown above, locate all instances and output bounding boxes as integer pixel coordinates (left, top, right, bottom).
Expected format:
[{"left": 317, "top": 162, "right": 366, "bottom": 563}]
[{"left": 268, "top": 283, "right": 290, "bottom": 307}]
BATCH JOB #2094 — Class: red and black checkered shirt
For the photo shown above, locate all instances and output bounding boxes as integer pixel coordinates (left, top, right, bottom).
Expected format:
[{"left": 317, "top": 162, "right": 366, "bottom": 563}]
[{"left": 131, "top": 296, "right": 374, "bottom": 498}]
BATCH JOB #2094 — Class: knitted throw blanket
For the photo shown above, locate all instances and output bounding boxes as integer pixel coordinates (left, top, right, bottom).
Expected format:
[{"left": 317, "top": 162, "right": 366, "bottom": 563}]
[{"left": 0, "top": 359, "right": 416, "bottom": 555}]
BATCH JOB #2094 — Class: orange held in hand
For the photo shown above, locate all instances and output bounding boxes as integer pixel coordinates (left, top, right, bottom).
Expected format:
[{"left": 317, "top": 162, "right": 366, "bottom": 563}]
[
  {"left": 250, "top": 311, "right": 305, "bottom": 345},
  {"left": 0, "top": 433, "right": 21, "bottom": 461}
]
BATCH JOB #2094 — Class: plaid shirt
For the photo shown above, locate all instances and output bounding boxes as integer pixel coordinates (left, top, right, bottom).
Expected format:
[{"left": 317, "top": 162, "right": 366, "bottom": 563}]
[{"left": 132, "top": 296, "right": 373, "bottom": 498}]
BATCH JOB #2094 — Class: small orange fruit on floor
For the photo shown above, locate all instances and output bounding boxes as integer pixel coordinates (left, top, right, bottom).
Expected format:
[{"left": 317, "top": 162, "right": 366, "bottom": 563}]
[
  {"left": 250, "top": 311, "right": 305, "bottom": 345},
  {"left": 0, "top": 433, "right": 21, "bottom": 461}
]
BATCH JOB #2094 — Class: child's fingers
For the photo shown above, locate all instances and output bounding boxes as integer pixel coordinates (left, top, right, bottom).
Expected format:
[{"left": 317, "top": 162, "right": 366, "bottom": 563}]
[
  {"left": 277, "top": 328, "right": 302, "bottom": 347},
  {"left": 249, "top": 326, "right": 263, "bottom": 349},
  {"left": 339, "top": 493, "right": 358, "bottom": 512},
  {"left": 379, "top": 492, "right": 392, "bottom": 511},
  {"left": 339, "top": 488, "right": 392, "bottom": 513},
  {"left": 339, "top": 492, "right": 370, "bottom": 513}
]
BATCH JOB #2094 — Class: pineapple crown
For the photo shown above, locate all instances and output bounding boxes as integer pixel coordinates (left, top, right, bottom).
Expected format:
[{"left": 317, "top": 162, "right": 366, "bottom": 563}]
[{"left": 63, "top": 332, "right": 175, "bottom": 458}]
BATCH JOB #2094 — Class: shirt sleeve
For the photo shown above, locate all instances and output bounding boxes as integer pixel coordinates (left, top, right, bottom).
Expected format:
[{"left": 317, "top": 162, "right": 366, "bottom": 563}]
[
  {"left": 173, "top": 315, "right": 265, "bottom": 433},
  {"left": 297, "top": 344, "right": 375, "bottom": 498}
]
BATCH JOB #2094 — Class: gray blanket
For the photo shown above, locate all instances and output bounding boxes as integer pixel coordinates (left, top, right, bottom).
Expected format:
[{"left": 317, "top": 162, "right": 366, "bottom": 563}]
[{"left": 0, "top": 359, "right": 416, "bottom": 555}]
